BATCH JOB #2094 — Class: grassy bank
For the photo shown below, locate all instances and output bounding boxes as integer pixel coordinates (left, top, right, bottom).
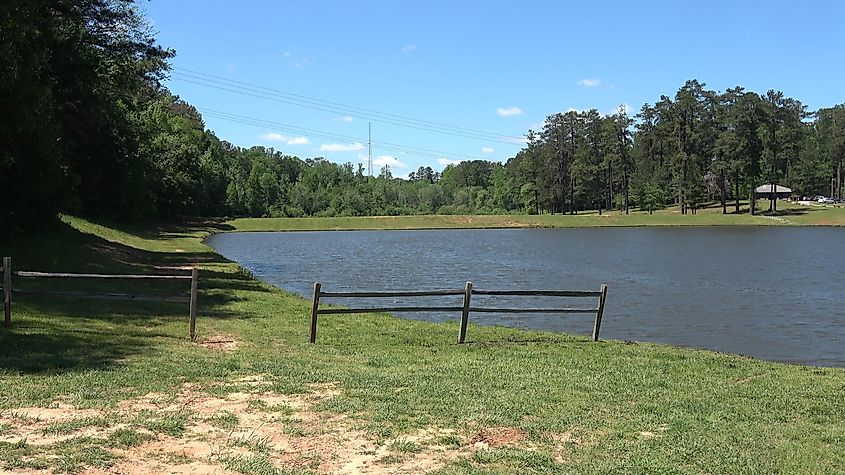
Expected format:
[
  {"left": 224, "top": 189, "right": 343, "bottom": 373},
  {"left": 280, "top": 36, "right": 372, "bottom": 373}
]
[
  {"left": 0, "top": 216, "right": 842, "bottom": 474},
  {"left": 227, "top": 200, "right": 845, "bottom": 232}
]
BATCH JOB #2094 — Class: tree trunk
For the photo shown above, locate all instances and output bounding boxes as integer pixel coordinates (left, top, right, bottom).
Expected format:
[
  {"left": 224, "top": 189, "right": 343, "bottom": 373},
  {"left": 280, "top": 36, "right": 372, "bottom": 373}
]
[
  {"left": 597, "top": 178, "right": 603, "bottom": 216},
  {"left": 769, "top": 156, "right": 776, "bottom": 213},
  {"left": 735, "top": 170, "right": 741, "bottom": 214},
  {"left": 678, "top": 184, "right": 684, "bottom": 215},
  {"left": 623, "top": 166, "right": 629, "bottom": 215},
  {"left": 679, "top": 160, "right": 687, "bottom": 215},
  {"left": 720, "top": 170, "right": 727, "bottom": 214},
  {"left": 750, "top": 176, "right": 757, "bottom": 215}
]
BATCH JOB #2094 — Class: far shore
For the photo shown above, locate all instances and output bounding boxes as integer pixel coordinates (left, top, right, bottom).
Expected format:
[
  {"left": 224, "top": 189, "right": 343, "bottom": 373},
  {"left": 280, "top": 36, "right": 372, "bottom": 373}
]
[{"left": 223, "top": 200, "right": 845, "bottom": 232}]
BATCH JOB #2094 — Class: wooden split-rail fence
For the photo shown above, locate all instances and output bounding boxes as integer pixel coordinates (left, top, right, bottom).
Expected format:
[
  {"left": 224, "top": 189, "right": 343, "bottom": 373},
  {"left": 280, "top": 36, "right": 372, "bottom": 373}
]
[
  {"left": 309, "top": 281, "right": 608, "bottom": 344},
  {"left": 1, "top": 257, "right": 200, "bottom": 341}
]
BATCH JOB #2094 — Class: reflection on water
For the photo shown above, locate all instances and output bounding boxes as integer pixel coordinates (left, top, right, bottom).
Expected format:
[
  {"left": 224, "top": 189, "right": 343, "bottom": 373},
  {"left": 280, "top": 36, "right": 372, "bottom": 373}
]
[{"left": 207, "top": 227, "right": 845, "bottom": 367}]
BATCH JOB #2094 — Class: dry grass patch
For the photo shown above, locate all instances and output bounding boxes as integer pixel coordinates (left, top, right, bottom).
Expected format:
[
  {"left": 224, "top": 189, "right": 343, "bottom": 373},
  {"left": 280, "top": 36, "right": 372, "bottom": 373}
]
[{"left": 1, "top": 378, "right": 516, "bottom": 474}]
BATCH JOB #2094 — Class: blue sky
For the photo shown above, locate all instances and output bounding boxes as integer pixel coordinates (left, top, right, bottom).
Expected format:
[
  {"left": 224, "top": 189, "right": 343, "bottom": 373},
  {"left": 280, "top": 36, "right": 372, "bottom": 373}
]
[{"left": 143, "top": 1, "right": 845, "bottom": 175}]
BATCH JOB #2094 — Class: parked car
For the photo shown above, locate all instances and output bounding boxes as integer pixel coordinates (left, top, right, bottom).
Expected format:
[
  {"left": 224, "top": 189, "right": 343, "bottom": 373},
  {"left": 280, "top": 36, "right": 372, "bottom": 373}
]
[{"left": 818, "top": 197, "right": 835, "bottom": 204}]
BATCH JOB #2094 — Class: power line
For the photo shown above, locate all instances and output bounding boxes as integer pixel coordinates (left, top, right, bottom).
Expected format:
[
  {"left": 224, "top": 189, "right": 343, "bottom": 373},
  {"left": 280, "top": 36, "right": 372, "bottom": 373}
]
[
  {"left": 157, "top": 24, "right": 501, "bottom": 102},
  {"left": 170, "top": 68, "right": 524, "bottom": 144},
  {"left": 197, "top": 107, "right": 487, "bottom": 162}
]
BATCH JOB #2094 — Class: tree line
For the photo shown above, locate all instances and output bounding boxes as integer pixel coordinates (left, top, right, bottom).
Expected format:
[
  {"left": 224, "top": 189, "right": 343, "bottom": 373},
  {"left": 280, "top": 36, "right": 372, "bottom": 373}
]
[{"left": 2, "top": 1, "right": 844, "bottom": 230}]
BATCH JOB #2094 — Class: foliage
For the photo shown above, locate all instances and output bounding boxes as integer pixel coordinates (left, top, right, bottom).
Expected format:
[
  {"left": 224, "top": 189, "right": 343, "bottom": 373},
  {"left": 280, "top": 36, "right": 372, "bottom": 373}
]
[
  {"left": 0, "top": 217, "right": 842, "bottom": 474},
  {"left": 2, "top": 3, "right": 844, "bottom": 228}
]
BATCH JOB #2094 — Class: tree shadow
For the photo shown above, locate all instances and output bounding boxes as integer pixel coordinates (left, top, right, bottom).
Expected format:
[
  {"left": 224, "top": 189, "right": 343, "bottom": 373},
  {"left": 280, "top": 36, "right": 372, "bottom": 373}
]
[
  {"left": 457, "top": 333, "right": 596, "bottom": 347},
  {"left": 0, "top": 315, "right": 181, "bottom": 374},
  {"left": 0, "top": 218, "right": 267, "bottom": 374},
  {"left": 768, "top": 207, "right": 811, "bottom": 216}
]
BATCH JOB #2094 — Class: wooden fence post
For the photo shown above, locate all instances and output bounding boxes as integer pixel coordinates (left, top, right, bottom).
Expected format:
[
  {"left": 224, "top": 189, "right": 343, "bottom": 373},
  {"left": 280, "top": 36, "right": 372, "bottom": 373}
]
[
  {"left": 189, "top": 267, "right": 198, "bottom": 342},
  {"left": 592, "top": 284, "right": 608, "bottom": 342},
  {"left": 458, "top": 281, "right": 472, "bottom": 343},
  {"left": 309, "top": 282, "right": 321, "bottom": 343},
  {"left": 3, "top": 257, "right": 10, "bottom": 328}
]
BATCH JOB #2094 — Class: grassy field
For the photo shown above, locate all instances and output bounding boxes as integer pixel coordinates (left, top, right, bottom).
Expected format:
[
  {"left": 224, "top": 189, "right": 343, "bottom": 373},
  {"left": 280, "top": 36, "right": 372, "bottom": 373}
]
[
  {"left": 0, "top": 216, "right": 843, "bottom": 474},
  {"left": 227, "top": 200, "right": 845, "bottom": 232}
]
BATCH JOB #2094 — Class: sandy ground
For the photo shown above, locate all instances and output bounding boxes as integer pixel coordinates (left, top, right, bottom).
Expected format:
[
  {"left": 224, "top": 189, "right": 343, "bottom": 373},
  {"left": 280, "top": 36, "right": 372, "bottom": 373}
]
[{"left": 0, "top": 374, "right": 551, "bottom": 474}]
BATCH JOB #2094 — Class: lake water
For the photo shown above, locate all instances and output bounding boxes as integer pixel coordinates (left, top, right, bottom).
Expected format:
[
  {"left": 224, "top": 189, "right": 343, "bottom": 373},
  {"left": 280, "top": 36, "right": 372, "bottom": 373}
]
[{"left": 206, "top": 228, "right": 844, "bottom": 367}]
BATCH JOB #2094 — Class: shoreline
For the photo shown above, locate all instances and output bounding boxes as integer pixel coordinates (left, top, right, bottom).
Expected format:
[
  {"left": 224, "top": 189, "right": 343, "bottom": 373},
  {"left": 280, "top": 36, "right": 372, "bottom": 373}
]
[
  {"left": 219, "top": 204, "right": 845, "bottom": 233},
  {"left": 0, "top": 215, "right": 841, "bottom": 473}
]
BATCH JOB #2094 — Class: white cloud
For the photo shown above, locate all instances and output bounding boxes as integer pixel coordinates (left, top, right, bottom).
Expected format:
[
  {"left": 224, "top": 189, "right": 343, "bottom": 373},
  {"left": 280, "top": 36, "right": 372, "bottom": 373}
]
[
  {"left": 320, "top": 142, "right": 365, "bottom": 152},
  {"left": 497, "top": 106, "right": 523, "bottom": 117},
  {"left": 437, "top": 158, "right": 462, "bottom": 166},
  {"left": 259, "top": 133, "right": 285, "bottom": 142},
  {"left": 402, "top": 44, "right": 416, "bottom": 53},
  {"left": 286, "top": 136, "right": 310, "bottom": 145},
  {"left": 332, "top": 115, "right": 354, "bottom": 123},
  {"left": 258, "top": 133, "right": 310, "bottom": 145},
  {"left": 481, "top": 147, "right": 495, "bottom": 154},
  {"left": 577, "top": 78, "right": 601, "bottom": 87},
  {"left": 374, "top": 155, "right": 406, "bottom": 168},
  {"left": 357, "top": 153, "right": 407, "bottom": 169}
]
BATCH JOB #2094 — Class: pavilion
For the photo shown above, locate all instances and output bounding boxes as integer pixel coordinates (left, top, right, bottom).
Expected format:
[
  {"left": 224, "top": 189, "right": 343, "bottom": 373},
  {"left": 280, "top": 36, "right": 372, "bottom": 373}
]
[{"left": 754, "top": 184, "right": 792, "bottom": 200}]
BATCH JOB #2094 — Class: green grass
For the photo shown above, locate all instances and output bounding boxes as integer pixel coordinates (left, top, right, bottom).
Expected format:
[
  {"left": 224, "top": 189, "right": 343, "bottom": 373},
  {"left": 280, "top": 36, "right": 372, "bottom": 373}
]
[
  {"left": 41, "top": 416, "right": 112, "bottom": 435},
  {"left": 228, "top": 433, "right": 272, "bottom": 454},
  {"left": 137, "top": 410, "right": 190, "bottom": 437},
  {"left": 0, "top": 215, "right": 842, "bottom": 473},
  {"left": 52, "top": 437, "right": 118, "bottom": 473},
  {"left": 220, "top": 453, "right": 301, "bottom": 475},
  {"left": 208, "top": 410, "right": 240, "bottom": 430},
  {"left": 226, "top": 200, "right": 845, "bottom": 232},
  {"left": 388, "top": 438, "right": 422, "bottom": 453},
  {"left": 105, "top": 427, "right": 154, "bottom": 449}
]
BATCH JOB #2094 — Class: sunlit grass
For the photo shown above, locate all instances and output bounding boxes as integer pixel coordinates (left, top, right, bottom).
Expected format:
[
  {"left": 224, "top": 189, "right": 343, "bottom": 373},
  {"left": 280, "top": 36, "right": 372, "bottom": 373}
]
[
  {"left": 226, "top": 200, "right": 845, "bottom": 232},
  {"left": 0, "top": 215, "right": 842, "bottom": 473}
]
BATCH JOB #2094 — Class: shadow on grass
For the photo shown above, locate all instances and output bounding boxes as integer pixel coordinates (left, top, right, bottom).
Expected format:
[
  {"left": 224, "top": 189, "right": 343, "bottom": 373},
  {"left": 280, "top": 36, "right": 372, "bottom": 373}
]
[
  {"left": 0, "top": 316, "right": 174, "bottom": 374},
  {"left": 460, "top": 335, "right": 596, "bottom": 346},
  {"left": 0, "top": 218, "right": 265, "bottom": 374}
]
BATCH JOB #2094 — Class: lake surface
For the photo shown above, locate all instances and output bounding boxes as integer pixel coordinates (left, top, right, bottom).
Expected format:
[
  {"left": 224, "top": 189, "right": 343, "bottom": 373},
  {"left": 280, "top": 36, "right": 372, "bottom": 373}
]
[{"left": 207, "top": 228, "right": 844, "bottom": 367}]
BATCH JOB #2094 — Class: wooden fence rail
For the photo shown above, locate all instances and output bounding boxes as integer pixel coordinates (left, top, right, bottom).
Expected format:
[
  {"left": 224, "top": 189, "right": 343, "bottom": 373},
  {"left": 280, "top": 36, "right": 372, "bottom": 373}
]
[
  {"left": 309, "top": 281, "right": 608, "bottom": 344},
  {"left": 0, "top": 257, "right": 199, "bottom": 340}
]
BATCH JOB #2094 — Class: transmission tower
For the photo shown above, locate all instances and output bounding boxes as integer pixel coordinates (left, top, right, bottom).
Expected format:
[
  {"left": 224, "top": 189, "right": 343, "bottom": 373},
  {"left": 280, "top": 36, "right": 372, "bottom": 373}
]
[{"left": 368, "top": 122, "right": 373, "bottom": 176}]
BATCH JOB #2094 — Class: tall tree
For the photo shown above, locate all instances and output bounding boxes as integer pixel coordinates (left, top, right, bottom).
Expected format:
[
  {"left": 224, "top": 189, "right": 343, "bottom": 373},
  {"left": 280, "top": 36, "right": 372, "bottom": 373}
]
[
  {"left": 760, "top": 90, "right": 805, "bottom": 212},
  {"left": 816, "top": 105, "right": 845, "bottom": 200}
]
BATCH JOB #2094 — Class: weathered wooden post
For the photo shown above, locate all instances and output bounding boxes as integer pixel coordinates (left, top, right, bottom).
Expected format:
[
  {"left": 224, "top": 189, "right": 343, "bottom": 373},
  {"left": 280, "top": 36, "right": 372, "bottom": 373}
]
[
  {"left": 3, "top": 257, "right": 10, "bottom": 327},
  {"left": 458, "top": 281, "right": 472, "bottom": 343},
  {"left": 189, "top": 267, "right": 198, "bottom": 341},
  {"left": 309, "top": 282, "right": 321, "bottom": 343},
  {"left": 592, "top": 283, "right": 608, "bottom": 342}
]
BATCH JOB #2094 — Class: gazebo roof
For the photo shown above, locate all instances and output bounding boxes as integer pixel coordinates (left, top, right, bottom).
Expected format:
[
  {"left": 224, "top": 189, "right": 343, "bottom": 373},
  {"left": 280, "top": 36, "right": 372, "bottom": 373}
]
[{"left": 755, "top": 184, "right": 792, "bottom": 193}]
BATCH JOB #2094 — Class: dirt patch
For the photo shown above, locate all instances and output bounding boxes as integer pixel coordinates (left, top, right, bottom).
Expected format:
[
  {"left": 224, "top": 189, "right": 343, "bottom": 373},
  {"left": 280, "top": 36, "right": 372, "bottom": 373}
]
[
  {"left": 499, "top": 220, "right": 531, "bottom": 228},
  {"left": 470, "top": 426, "right": 527, "bottom": 448},
  {"left": 0, "top": 378, "right": 495, "bottom": 474},
  {"left": 736, "top": 373, "right": 765, "bottom": 384},
  {"left": 545, "top": 431, "right": 579, "bottom": 445},
  {"left": 638, "top": 423, "right": 669, "bottom": 439},
  {"left": 198, "top": 334, "right": 239, "bottom": 351}
]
